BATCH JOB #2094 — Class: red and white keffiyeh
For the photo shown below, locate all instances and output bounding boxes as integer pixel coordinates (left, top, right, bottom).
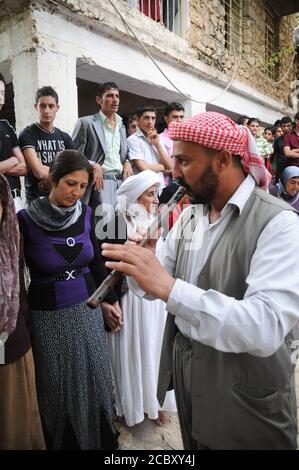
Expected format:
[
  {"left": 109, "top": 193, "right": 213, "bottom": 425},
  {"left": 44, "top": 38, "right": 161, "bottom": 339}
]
[{"left": 168, "top": 112, "right": 272, "bottom": 190}]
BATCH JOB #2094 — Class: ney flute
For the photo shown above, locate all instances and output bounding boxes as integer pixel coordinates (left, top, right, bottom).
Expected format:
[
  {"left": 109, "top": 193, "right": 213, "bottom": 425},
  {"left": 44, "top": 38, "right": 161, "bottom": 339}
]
[{"left": 86, "top": 186, "right": 186, "bottom": 309}]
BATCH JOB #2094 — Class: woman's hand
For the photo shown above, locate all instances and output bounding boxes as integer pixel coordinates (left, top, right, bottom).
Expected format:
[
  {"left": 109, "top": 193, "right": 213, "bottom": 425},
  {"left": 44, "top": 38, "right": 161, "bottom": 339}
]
[{"left": 101, "top": 301, "right": 123, "bottom": 333}]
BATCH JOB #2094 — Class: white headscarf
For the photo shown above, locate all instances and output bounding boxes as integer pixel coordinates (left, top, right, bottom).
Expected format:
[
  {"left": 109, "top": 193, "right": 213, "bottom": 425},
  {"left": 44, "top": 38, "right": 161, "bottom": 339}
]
[
  {"left": 116, "top": 170, "right": 161, "bottom": 233},
  {"left": 117, "top": 170, "right": 161, "bottom": 215}
]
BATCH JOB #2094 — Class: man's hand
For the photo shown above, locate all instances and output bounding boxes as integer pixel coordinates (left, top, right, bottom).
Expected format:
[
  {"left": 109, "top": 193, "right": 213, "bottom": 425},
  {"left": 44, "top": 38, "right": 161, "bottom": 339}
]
[
  {"left": 147, "top": 129, "right": 160, "bottom": 146},
  {"left": 122, "top": 160, "right": 133, "bottom": 180},
  {"left": 102, "top": 243, "right": 175, "bottom": 302},
  {"left": 147, "top": 130, "right": 172, "bottom": 170},
  {"left": 92, "top": 163, "right": 104, "bottom": 190},
  {"left": 101, "top": 301, "right": 123, "bottom": 332}
]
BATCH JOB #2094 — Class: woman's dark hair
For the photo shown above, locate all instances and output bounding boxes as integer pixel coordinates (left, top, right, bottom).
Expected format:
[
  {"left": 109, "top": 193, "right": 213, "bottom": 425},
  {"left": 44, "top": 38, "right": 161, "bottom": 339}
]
[
  {"left": 0, "top": 177, "right": 9, "bottom": 226},
  {"left": 49, "top": 150, "right": 93, "bottom": 185}
]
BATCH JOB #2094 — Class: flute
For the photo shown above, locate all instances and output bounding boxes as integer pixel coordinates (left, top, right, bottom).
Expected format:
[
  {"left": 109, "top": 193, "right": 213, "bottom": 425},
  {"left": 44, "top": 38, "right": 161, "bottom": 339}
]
[{"left": 86, "top": 186, "right": 186, "bottom": 309}]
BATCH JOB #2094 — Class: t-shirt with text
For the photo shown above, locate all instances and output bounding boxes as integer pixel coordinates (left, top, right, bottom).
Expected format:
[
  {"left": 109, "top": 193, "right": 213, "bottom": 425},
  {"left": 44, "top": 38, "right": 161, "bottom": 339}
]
[{"left": 19, "top": 123, "right": 73, "bottom": 202}]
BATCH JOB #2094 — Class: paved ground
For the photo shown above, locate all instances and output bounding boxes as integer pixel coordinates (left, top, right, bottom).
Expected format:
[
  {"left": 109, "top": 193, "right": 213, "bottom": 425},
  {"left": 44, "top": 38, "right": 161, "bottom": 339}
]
[
  {"left": 116, "top": 364, "right": 299, "bottom": 450},
  {"left": 115, "top": 412, "right": 183, "bottom": 450}
]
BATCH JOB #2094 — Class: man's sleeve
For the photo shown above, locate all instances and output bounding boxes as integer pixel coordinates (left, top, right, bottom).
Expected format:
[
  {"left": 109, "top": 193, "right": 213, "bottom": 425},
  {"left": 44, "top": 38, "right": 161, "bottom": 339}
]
[
  {"left": 19, "top": 126, "right": 35, "bottom": 150},
  {"left": 72, "top": 118, "right": 87, "bottom": 154},
  {"left": 127, "top": 136, "right": 144, "bottom": 161},
  {"left": 63, "top": 132, "right": 74, "bottom": 150},
  {"left": 166, "top": 210, "right": 299, "bottom": 357},
  {"left": 283, "top": 134, "right": 291, "bottom": 148},
  {"left": 4, "top": 122, "right": 19, "bottom": 148},
  {"left": 121, "top": 125, "right": 130, "bottom": 160}
]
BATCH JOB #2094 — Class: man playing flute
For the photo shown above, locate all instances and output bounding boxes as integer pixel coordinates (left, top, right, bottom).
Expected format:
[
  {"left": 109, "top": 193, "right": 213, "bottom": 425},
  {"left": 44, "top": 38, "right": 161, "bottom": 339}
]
[{"left": 102, "top": 112, "right": 299, "bottom": 450}]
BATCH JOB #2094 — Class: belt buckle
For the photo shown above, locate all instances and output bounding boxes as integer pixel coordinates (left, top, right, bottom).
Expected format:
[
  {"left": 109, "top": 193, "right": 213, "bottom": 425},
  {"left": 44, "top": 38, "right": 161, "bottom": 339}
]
[{"left": 55, "top": 269, "right": 81, "bottom": 281}]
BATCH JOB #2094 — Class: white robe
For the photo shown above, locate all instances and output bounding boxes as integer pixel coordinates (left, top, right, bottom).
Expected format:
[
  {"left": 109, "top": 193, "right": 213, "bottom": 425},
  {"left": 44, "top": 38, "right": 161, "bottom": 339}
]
[{"left": 108, "top": 209, "right": 176, "bottom": 426}]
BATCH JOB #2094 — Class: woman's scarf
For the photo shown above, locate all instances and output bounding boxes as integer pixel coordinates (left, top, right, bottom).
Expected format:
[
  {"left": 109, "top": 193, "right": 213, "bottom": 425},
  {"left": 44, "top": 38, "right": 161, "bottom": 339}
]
[
  {"left": 277, "top": 166, "right": 299, "bottom": 205},
  {"left": 28, "top": 197, "right": 82, "bottom": 231},
  {"left": 0, "top": 175, "right": 20, "bottom": 336}
]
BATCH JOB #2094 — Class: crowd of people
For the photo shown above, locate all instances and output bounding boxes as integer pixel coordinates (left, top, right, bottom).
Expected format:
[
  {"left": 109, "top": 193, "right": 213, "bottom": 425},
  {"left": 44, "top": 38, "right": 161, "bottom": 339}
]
[{"left": 1, "top": 73, "right": 299, "bottom": 450}]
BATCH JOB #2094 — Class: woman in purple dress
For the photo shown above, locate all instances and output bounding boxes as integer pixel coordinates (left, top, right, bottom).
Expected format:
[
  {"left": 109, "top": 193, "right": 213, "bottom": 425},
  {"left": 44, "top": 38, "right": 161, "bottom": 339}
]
[{"left": 18, "top": 150, "right": 121, "bottom": 449}]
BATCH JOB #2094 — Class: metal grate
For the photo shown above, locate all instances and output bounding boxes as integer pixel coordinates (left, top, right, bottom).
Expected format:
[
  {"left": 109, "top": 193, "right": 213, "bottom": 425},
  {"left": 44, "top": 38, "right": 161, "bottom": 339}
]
[
  {"left": 223, "top": 0, "right": 243, "bottom": 54},
  {"left": 264, "top": 9, "right": 276, "bottom": 79},
  {"left": 125, "top": 0, "right": 182, "bottom": 35}
]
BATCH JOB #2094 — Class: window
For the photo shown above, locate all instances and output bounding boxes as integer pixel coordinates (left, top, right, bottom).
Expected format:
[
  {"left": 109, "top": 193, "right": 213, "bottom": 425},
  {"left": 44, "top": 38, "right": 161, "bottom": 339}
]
[
  {"left": 125, "top": 0, "right": 183, "bottom": 35},
  {"left": 223, "top": 0, "right": 243, "bottom": 54},
  {"left": 264, "top": 8, "right": 276, "bottom": 79}
]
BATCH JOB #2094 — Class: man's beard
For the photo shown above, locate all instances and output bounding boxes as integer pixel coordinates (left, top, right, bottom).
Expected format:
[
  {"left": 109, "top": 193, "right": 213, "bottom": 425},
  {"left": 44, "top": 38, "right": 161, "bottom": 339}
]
[{"left": 177, "top": 164, "right": 218, "bottom": 205}]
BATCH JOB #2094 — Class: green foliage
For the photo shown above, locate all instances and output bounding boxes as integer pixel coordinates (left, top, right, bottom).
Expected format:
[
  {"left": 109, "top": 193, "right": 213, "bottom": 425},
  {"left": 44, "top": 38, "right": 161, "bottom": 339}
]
[{"left": 266, "top": 45, "right": 298, "bottom": 69}]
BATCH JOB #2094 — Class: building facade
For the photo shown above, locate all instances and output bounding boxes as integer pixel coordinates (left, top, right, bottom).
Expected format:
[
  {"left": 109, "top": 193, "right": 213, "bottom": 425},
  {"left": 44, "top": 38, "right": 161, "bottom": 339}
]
[{"left": 0, "top": 0, "right": 298, "bottom": 133}]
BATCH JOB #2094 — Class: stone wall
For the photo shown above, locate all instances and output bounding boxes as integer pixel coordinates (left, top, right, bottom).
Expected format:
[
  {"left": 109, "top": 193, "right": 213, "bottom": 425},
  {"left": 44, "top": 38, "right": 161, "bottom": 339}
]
[
  {"left": 27, "top": 0, "right": 297, "bottom": 112},
  {"left": 1, "top": 0, "right": 297, "bottom": 122},
  {"left": 188, "top": 0, "right": 298, "bottom": 110}
]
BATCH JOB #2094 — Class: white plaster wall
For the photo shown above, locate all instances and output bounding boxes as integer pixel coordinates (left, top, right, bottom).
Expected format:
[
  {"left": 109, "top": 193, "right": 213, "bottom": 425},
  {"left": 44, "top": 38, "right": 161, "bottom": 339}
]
[
  {"left": 0, "top": 8, "right": 293, "bottom": 133},
  {"left": 30, "top": 10, "right": 289, "bottom": 124},
  {"left": 11, "top": 50, "right": 77, "bottom": 134}
]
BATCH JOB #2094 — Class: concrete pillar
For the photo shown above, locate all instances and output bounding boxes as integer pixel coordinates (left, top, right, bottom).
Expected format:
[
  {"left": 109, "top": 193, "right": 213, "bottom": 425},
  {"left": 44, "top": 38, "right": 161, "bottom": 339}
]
[
  {"left": 183, "top": 99, "right": 206, "bottom": 118},
  {"left": 11, "top": 49, "right": 77, "bottom": 134}
]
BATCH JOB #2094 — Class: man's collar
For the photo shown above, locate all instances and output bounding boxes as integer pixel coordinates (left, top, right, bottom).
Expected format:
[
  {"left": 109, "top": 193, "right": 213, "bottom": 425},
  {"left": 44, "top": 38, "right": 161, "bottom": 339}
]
[
  {"left": 99, "top": 110, "right": 122, "bottom": 125},
  {"left": 135, "top": 127, "right": 147, "bottom": 138},
  {"left": 36, "top": 122, "right": 55, "bottom": 134},
  {"left": 223, "top": 174, "right": 256, "bottom": 215}
]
